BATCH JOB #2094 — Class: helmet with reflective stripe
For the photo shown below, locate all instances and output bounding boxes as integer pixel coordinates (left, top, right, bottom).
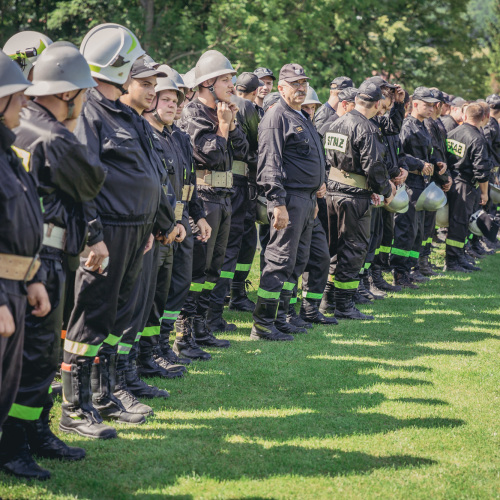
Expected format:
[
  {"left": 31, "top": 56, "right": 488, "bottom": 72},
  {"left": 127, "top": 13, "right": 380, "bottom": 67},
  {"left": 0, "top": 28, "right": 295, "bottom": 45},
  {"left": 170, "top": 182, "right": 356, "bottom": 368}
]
[
  {"left": 195, "top": 50, "right": 236, "bottom": 87},
  {"left": 0, "top": 49, "right": 32, "bottom": 98},
  {"left": 25, "top": 42, "right": 97, "bottom": 96},
  {"left": 3, "top": 31, "right": 53, "bottom": 78},
  {"left": 80, "top": 23, "right": 145, "bottom": 85},
  {"left": 303, "top": 86, "right": 322, "bottom": 106}
]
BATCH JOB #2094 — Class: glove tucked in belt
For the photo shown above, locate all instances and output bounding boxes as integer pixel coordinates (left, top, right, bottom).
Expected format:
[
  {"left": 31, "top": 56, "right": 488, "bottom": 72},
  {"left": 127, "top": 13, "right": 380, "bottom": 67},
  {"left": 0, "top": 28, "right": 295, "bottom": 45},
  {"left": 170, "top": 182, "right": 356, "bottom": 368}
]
[{"left": 43, "top": 223, "right": 66, "bottom": 250}]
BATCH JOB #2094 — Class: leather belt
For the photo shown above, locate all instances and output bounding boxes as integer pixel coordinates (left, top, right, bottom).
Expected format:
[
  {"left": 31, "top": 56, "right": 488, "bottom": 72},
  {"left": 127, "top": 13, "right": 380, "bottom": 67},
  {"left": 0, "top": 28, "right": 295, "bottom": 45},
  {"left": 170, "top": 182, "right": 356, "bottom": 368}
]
[
  {"left": 0, "top": 253, "right": 41, "bottom": 281},
  {"left": 196, "top": 170, "right": 233, "bottom": 188},
  {"left": 42, "top": 223, "right": 66, "bottom": 250},
  {"left": 232, "top": 161, "right": 249, "bottom": 177},
  {"left": 409, "top": 170, "right": 423, "bottom": 176},
  {"left": 329, "top": 168, "right": 371, "bottom": 191}
]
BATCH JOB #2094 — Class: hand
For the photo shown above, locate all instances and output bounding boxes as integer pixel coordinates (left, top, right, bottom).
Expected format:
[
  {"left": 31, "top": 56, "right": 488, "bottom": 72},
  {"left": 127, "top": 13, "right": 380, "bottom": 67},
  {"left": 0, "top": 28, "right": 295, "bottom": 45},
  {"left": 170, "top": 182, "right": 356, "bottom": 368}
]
[
  {"left": 437, "top": 161, "right": 447, "bottom": 176},
  {"left": 196, "top": 218, "right": 212, "bottom": 242},
  {"left": 316, "top": 183, "right": 326, "bottom": 199},
  {"left": 393, "top": 168, "right": 408, "bottom": 186},
  {"left": 175, "top": 223, "right": 186, "bottom": 243},
  {"left": 217, "top": 102, "right": 233, "bottom": 127},
  {"left": 480, "top": 192, "right": 489, "bottom": 206},
  {"left": 442, "top": 176, "right": 452, "bottom": 192},
  {"left": 84, "top": 241, "right": 109, "bottom": 273},
  {"left": 422, "top": 163, "right": 434, "bottom": 176},
  {"left": 228, "top": 102, "right": 239, "bottom": 122},
  {"left": 0, "top": 305, "right": 15, "bottom": 338},
  {"left": 27, "top": 283, "right": 51, "bottom": 318},
  {"left": 164, "top": 226, "right": 178, "bottom": 245},
  {"left": 314, "top": 203, "right": 319, "bottom": 219},
  {"left": 371, "top": 193, "right": 381, "bottom": 205},
  {"left": 273, "top": 205, "right": 289, "bottom": 230},
  {"left": 394, "top": 84, "right": 405, "bottom": 103}
]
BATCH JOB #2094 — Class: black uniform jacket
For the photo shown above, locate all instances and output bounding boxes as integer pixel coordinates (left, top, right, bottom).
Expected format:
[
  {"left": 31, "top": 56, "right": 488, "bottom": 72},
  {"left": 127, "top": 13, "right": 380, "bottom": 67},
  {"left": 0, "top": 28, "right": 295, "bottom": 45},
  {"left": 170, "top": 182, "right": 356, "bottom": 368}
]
[
  {"left": 258, "top": 97, "right": 325, "bottom": 208},
  {"left": 385, "top": 134, "right": 408, "bottom": 178},
  {"left": 424, "top": 116, "right": 450, "bottom": 185},
  {"left": 400, "top": 116, "right": 437, "bottom": 189},
  {"left": 314, "top": 102, "right": 338, "bottom": 139},
  {"left": 440, "top": 114, "right": 459, "bottom": 134},
  {"left": 74, "top": 89, "right": 165, "bottom": 244},
  {"left": 178, "top": 98, "right": 249, "bottom": 197},
  {"left": 446, "top": 123, "right": 491, "bottom": 184},
  {"left": 14, "top": 102, "right": 106, "bottom": 256},
  {"left": 482, "top": 117, "right": 500, "bottom": 169},
  {"left": 325, "top": 109, "right": 392, "bottom": 197},
  {"left": 232, "top": 95, "right": 260, "bottom": 181},
  {"left": 0, "top": 123, "right": 43, "bottom": 305}
]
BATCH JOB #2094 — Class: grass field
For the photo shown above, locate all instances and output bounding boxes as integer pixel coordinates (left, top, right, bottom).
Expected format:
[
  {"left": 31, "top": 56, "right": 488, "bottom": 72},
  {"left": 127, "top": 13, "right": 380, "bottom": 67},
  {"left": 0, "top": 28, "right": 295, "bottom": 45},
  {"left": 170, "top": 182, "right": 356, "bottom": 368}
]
[{"left": 1, "top": 249, "right": 499, "bottom": 500}]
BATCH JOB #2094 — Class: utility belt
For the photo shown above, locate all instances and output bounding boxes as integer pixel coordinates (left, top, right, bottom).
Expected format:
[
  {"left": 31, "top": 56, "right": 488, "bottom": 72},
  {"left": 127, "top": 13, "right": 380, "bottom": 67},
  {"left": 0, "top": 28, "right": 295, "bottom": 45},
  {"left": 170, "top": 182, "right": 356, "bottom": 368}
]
[
  {"left": 232, "top": 161, "right": 249, "bottom": 178},
  {"left": 196, "top": 169, "right": 233, "bottom": 188},
  {"left": 42, "top": 223, "right": 66, "bottom": 250},
  {"left": 329, "top": 168, "right": 371, "bottom": 191},
  {"left": 0, "top": 253, "right": 41, "bottom": 281}
]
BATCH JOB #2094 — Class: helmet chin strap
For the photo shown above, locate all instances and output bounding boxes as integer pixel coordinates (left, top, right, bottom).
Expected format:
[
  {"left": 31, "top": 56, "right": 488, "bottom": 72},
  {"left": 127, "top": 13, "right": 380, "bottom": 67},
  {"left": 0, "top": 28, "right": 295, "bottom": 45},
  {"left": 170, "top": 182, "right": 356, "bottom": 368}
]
[
  {"left": 54, "top": 89, "right": 83, "bottom": 120},
  {"left": 199, "top": 77, "right": 219, "bottom": 105}
]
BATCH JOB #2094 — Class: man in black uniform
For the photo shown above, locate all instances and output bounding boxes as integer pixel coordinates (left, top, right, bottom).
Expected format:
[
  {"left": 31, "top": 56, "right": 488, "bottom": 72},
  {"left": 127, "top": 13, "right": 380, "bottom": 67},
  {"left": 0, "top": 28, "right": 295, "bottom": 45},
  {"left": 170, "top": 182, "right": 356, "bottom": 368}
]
[
  {"left": 254, "top": 67, "right": 275, "bottom": 114},
  {"left": 314, "top": 76, "right": 354, "bottom": 139},
  {"left": 252, "top": 63, "right": 325, "bottom": 340},
  {"left": 176, "top": 50, "right": 248, "bottom": 351},
  {"left": 445, "top": 103, "right": 491, "bottom": 271},
  {"left": 325, "top": 81, "right": 395, "bottom": 320},
  {"left": 60, "top": 24, "right": 163, "bottom": 439},
  {"left": 0, "top": 50, "right": 50, "bottom": 480},
  {"left": 441, "top": 97, "right": 465, "bottom": 134},
  {"left": 391, "top": 87, "right": 446, "bottom": 287},
  {"left": 228, "top": 72, "right": 262, "bottom": 313},
  {"left": 4, "top": 43, "right": 105, "bottom": 478}
]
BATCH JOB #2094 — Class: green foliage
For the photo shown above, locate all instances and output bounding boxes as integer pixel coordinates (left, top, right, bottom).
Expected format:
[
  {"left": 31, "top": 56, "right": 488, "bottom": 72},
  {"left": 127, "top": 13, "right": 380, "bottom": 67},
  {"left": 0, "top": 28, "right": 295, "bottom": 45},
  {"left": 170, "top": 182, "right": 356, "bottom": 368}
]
[{"left": 0, "top": 0, "right": 493, "bottom": 99}]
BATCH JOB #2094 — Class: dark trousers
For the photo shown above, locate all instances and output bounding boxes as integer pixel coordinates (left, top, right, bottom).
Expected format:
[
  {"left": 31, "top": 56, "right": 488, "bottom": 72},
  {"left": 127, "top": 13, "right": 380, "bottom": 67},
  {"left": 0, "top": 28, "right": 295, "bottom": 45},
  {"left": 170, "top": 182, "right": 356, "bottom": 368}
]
[
  {"left": 257, "top": 193, "right": 316, "bottom": 299},
  {"left": 301, "top": 217, "right": 330, "bottom": 299},
  {"left": 233, "top": 197, "right": 258, "bottom": 285},
  {"left": 258, "top": 223, "right": 270, "bottom": 273},
  {"left": 373, "top": 209, "right": 394, "bottom": 269},
  {"left": 0, "top": 281, "right": 26, "bottom": 432},
  {"left": 64, "top": 223, "right": 152, "bottom": 364},
  {"left": 446, "top": 179, "right": 475, "bottom": 260},
  {"left": 180, "top": 195, "right": 231, "bottom": 318},
  {"left": 364, "top": 206, "right": 384, "bottom": 272},
  {"left": 421, "top": 211, "right": 437, "bottom": 258},
  {"left": 210, "top": 184, "right": 248, "bottom": 308},
  {"left": 327, "top": 192, "right": 372, "bottom": 290},
  {"left": 10, "top": 248, "right": 65, "bottom": 421},
  {"left": 391, "top": 185, "right": 424, "bottom": 273}
]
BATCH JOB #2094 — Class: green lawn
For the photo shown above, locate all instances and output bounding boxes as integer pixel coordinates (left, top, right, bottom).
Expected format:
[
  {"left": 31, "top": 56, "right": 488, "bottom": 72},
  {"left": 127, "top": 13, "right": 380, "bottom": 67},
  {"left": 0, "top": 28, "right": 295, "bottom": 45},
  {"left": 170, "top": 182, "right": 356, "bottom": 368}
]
[{"left": 1, "top": 249, "right": 499, "bottom": 499}]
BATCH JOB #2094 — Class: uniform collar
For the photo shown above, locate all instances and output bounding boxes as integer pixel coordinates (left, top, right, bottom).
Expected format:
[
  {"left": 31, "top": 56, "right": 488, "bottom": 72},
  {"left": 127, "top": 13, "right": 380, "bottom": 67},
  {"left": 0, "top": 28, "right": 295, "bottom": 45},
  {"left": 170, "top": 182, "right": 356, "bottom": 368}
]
[
  {"left": 88, "top": 87, "right": 130, "bottom": 116},
  {"left": 0, "top": 121, "right": 16, "bottom": 151},
  {"left": 279, "top": 96, "right": 308, "bottom": 120}
]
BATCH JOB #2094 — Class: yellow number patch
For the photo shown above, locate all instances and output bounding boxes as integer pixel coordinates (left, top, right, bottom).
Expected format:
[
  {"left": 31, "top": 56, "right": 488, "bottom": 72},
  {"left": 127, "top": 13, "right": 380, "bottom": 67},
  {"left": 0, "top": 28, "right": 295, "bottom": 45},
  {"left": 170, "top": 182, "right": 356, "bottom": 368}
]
[
  {"left": 324, "top": 132, "right": 348, "bottom": 153},
  {"left": 446, "top": 139, "right": 466, "bottom": 158}
]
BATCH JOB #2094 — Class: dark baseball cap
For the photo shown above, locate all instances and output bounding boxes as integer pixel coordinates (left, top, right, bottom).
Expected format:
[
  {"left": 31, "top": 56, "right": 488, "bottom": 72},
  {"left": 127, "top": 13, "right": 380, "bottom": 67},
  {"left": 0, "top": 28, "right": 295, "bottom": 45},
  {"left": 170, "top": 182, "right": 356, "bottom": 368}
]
[
  {"left": 366, "top": 75, "right": 396, "bottom": 89},
  {"left": 330, "top": 76, "right": 354, "bottom": 90},
  {"left": 263, "top": 91, "right": 281, "bottom": 112},
  {"left": 441, "top": 91, "right": 452, "bottom": 104},
  {"left": 451, "top": 96, "right": 466, "bottom": 107},
  {"left": 131, "top": 57, "right": 167, "bottom": 79},
  {"left": 430, "top": 88, "right": 445, "bottom": 102},
  {"left": 339, "top": 87, "right": 358, "bottom": 102},
  {"left": 357, "top": 81, "right": 382, "bottom": 101},
  {"left": 486, "top": 94, "right": 500, "bottom": 109},
  {"left": 235, "top": 72, "right": 263, "bottom": 93},
  {"left": 279, "top": 63, "right": 309, "bottom": 83},
  {"left": 254, "top": 67, "right": 276, "bottom": 81},
  {"left": 412, "top": 86, "right": 440, "bottom": 103}
]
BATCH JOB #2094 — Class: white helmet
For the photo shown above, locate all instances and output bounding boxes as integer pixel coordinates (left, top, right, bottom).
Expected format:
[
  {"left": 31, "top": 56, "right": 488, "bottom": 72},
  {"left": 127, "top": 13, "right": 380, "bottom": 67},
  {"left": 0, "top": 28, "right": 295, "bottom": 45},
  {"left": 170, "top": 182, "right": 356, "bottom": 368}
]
[
  {"left": 80, "top": 23, "right": 145, "bottom": 85},
  {"left": 3, "top": 31, "right": 53, "bottom": 78},
  {"left": 181, "top": 68, "right": 197, "bottom": 90},
  {"left": 156, "top": 64, "right": 187, "bottom": 93},
  {"left": 154, "top": 74, "right": 185, "bottom": 106},
  {"left": 195, "top": 50, "right": 236, "bottom": 87},
  {"left": 469, "top": 210, "right": 484, "bottom": 237},
  {"left": 25, "top": 42, "right": 97, "bottom": 97},
  {"left": 303, "top": 87, "right": 322, "bottom": 106}
]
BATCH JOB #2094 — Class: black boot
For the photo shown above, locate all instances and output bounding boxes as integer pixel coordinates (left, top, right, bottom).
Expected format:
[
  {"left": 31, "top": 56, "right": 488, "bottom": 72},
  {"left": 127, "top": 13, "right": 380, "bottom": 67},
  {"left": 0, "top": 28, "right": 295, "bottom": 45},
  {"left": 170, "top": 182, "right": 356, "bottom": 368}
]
[
  {"left": 229, "top": 280, "right": 256, "bottom": 312},
  {"left": 114, "top": 368, "right": 156, "bottom": 415},
  {"left": 458, "top": 254, "right": 481, "bottom": 271},
  {"left": 362, "top": 272, "right": 386, "bottom": 300},
  {"left": 206, "top": 304, "right": 237, "bottom": 333},
  {"left": 158, "top": 333, "right": 191, "bottom": 366},
  {"left": 354, "top": 277, "right": 373, "bottom": 304},
  {"left": 335, "top": 290, "right": 374, "bottom": 321},
  {"left": 418, "top": 256, "right": 438, "bottom": 277},
  {"left": 24, "top": 399, "right": 85, "bottom": 461},
  {"left": 250, "top": 297, "right": 294, "bottom": 341},
  {"left": 319, "top": 281, "right": 336, "bottom": 315},
  {"left": 173, "top": 317, "right": 212, "bottom": 360},
  {"left": 300, "top": 297, "right": 338, "bottom": 325},
  {"left": 124, "top": 356, "right": 170, "bottom": 399},
  {"left": 287, "top": 301, "right": 313, "bottom": 329},
  {"left": 153, "top": 344, "right": 186, "bottom": 375},
  {"left": 275, "top": 290, "right": 307, "bottom": 334},
  {"left": 91, "top": 355, "right": 146, "bottom": 424},
  {"left": 59, "top": 362, "right": 117, "bottom": 439},
  {"left": 193, "top": 312, "right": 231, "bottom": 348},
  {"left": 371, "top": 268, "right": 401, "bottom": 292},
  {"left": 137, "top": 343, "right": 183, "bottom": 379},
  {"left": 409, "top": 268, "right": 430, "bottom": 282},
  {"left": 0, "top": 417, "right": 51, "bottom": 480},
  {"left": 393, "top": 271, "right": 419, "bottom": 289}
]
